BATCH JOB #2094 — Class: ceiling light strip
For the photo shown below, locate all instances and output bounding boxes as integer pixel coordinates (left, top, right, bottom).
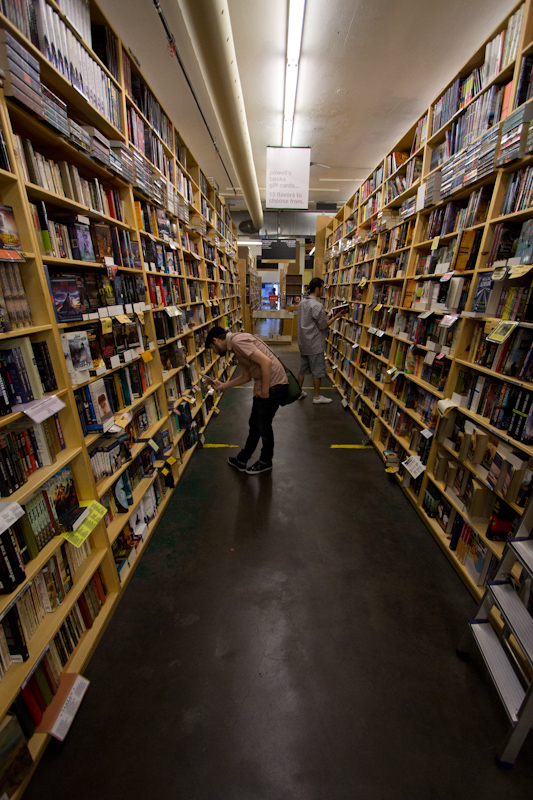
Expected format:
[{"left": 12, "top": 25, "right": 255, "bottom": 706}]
[{"left": 282, "top": 0, "right": 306, "bottom": 147}]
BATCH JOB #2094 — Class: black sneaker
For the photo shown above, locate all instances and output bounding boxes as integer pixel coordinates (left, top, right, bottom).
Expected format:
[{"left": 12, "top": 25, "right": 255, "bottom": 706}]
[
  {"left": 228, "top": 456, "right": 247, "bottom": 471},
  {"left": 245, "top": 461, "right": 272, "bottom": 475}
]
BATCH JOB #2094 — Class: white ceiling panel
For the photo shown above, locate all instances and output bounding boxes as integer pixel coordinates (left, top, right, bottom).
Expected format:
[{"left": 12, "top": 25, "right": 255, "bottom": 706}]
[{"left": 98, "top": 0, "right": 521, "bottom": 218}]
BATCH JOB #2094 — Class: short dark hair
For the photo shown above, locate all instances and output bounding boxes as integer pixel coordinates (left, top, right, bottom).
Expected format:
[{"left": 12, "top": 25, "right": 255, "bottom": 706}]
[
  {"left": 309, "top": 277, "right": 324, "bottom": 294},
  {"left": 205, "top": 326, "right": 227, "bottom": 347}
]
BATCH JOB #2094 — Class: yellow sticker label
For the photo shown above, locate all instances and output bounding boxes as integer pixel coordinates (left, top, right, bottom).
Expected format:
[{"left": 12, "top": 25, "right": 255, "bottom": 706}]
[
  {"left": 161, "top": 468, "right": 169, "bottom": 476},
  {"left": 60, "top": 501, "right": 107, "bottom": 547},
  {"left": 141, "top": 350, "right": 153, "bottom": 362},
  {"left": 167, "top": 456, "right": 177, "bottom": 465},
  {"left": 101, "top": 317, "right": 113, "bottom": 334}
]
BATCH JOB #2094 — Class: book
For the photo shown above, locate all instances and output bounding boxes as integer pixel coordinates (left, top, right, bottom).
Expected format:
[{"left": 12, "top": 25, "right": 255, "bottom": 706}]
[
  {"left": 68, "top": 221, "right": 96, "bottom": 262},
  {"left": 471, "top": 274, "right": 493, "bottom": 314},
  {"left": 87, "top": 378, "right": 114, "bottom": 431},
  {"left": 0, "top": 204, "right": 24, "bottom": 261},
  {"left": 60, "top": 331, "right": 92, "bottom": 381},
  {"left": 329, "top": 303, "right": 350, "bottom": 317},
  {"left": 0, "top": 714, "right": 33, "bottom": 798},
  {"left": 50, "top": 274, "right": 85, "bottom": 322}
]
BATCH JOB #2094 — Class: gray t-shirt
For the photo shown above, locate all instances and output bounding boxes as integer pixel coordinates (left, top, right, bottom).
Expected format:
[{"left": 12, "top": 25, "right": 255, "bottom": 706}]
[{"left": 297, "top": 295, "right": 329, "bottom": 355}]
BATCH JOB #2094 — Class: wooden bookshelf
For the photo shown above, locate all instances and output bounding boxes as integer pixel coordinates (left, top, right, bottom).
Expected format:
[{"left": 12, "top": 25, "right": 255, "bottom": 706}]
[
  {"left": 320, "top": 0, "right": 533, "bottom": 601},
  {"left": 0, "top": 1, "right": 241, "bottom": 794},
  {"left": 237, "top": 246, "right": 260, "bottom": 332}
]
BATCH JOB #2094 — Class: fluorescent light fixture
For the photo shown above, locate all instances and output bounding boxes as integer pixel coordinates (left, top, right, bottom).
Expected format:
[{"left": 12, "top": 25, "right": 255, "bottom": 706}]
[
  {"left": 238, "top": 239, "right": 263, "bottom": 245},
  {"left": 309, "top": 246, "right": 315, "bottom": 255},
  {"left": 287, "top": 0, "right": 306, "bottom": 62},
  {"left": 282, "top": 0, "right": 306, "bottom": 148}
]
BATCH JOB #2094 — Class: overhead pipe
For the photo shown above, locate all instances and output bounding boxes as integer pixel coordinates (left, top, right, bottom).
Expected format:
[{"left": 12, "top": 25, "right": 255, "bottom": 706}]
[{"left": 178, "top": 0, "right": 264, "bottom": 231}]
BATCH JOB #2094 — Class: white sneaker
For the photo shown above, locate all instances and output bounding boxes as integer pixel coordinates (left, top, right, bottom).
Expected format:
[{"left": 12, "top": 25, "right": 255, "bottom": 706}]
[
  {"left": 313, "top": 395, "right": 332, "bottom": 404},
  {"left": 299, "top": 390, "right": 307, "bottom": 399}
]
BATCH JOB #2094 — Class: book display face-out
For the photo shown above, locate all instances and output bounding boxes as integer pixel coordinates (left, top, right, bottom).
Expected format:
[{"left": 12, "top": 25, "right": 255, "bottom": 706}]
[
  {"left": 0, "top": 1, "right": 241, "bottom": 793},
  {"left": 321, "top": 1, "right": 533, "bottom": 601}
]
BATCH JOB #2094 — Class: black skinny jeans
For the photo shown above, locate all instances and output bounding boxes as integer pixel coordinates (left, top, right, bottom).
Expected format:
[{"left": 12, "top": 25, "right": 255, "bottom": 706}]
[{"left": 238, "top": 383, "right": 288, "bottom": 465}]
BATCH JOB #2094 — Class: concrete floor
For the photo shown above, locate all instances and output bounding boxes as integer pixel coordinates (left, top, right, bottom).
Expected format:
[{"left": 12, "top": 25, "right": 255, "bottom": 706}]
[{"left": 24, "top": 348, "right": 533, "bottom": 799}]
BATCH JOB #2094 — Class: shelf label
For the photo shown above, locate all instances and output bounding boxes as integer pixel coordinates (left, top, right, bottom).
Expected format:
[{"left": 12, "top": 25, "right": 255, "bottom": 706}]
[
  {"left": 141, "top": 350, "right": 153, "bottom": 363},
  {"left": 424, "top": 351, "right": 436, "bottom": 365},
  {"left": 114, "top": 411, "right": 133, "bottom": 428},
  {"left": 101, "top": 317, "right": 113, "bottom": 334},
  {"left": 115, "top": 314, "right": 130, "bottom": 324},
  {"left": 22, "top": 395, "right": 66, "bottom": 424},
  {"left": 431, "top": 236, "right": 440, "bottom": 251},
  {"left": 0, "top": 502, "right": 24, "bottom": 535},
  {"left": 136, "top": 311, "right": 145, "bottom": 324},
  {"left": 440, "top": 314, "right": 458, "bottom": 328},
  {"left": 61, "top": 501, "right": 107, "bottom": 548},
  {"left": 420, "top": 428, "right": 433, "bottom": 439},
  {"left": 508, "top": 263, "right": 533, "bottom": 279},
  {"left": 165, "top": 305, "right": 182, "bottom": 317},
  {"left": 110, "top": 354, "right": 121, "bottom": 369},
  {"left": 49, "top": 675, "right": 90, "bottom": 741},
  {"left": 401, "top": 455, "right": 426, "bottom": 479}
]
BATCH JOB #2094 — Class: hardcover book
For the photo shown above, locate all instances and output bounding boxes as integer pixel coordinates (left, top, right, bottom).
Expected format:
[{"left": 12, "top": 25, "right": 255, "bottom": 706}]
[
  {"left": 69, "top": 222, "right": 95, "bottom": 262},
  {"left": 50, "top": 275, "right": 85, "bottom": 321}
]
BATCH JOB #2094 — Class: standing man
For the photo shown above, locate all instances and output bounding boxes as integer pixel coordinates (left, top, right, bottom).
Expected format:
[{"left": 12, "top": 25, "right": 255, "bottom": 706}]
[
  {"left": 297, "top": 277, "right": 346, "bottom": 404},
  {"left": 205, "top": 326, "right": 288, "bottom": 474}
]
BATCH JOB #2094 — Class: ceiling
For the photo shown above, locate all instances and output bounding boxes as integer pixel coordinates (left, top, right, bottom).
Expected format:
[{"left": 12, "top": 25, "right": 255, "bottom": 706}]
[{"left": 98, "top": 0, "right": 519, "bottom": 227}]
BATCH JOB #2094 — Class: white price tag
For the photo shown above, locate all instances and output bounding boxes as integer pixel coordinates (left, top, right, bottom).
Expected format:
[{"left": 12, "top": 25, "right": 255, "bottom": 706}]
[
  {"left": 50, "top": 675, "right": 90, "bottom": 741},
  {"left": 21, "top": 395, "right": 66, "bottom": 424},
  {"left": 420, "top": 428, "right": 433, "bottom": 439},
  {"left": 440, "top": 314, "right": 458, "bottom": 328},
  {"left": 401, "top": 455, "right": 426, "bottom": 479},
  {"left": 0, "top": 502, "right": 24, "bottom": 535}
]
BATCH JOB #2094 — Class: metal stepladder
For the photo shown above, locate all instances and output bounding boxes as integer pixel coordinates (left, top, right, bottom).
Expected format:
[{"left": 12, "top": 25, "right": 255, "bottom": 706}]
[{"left": 457, "top": 492, "right": 533, "bottom": 766}]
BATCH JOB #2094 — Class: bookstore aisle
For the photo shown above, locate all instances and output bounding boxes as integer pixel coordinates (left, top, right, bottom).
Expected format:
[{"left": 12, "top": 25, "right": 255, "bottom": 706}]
[{"left": 22, "top": 349, "right": 533, "bottom": 800}]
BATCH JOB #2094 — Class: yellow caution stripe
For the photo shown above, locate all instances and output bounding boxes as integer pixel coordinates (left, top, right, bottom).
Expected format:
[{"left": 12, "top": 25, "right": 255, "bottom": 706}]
[
  {"left": 203, "top": 444, "right": 239, "bottom": 448},
  {"left": 330, "top": 445, "right": 373, "bottom": 449}
]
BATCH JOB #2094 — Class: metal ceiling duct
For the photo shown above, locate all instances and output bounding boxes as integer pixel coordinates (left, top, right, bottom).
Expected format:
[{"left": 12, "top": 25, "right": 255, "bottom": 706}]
[{"left": 178, "top": 0, "right": 263, "bottom": 231}]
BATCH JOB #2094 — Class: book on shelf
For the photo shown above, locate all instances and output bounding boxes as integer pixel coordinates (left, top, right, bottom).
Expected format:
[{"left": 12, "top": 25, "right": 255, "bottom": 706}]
[
  {"left": 60, "top": 330, "right": 92, "bottom": 384},
  {"left": 50, "top": 274, "right": 86, "bottom": 322},
  {"left": 0, "top": 713, "right": 33, "bottom": 798},
  {"left": 0, "top": 336, "right": 46, "bottom": 408},
  {"left": 0, "top": 204, "right": 25, "bottom": 263}
]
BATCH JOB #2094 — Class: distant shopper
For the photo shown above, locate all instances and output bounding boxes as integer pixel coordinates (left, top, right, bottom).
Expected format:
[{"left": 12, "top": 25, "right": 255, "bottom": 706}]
[
  {"left": 205, "top": 327, "right": 288, "bottom": 474},
  {"left": 297, "top": 277, "right": 346, "bottom": 404}
]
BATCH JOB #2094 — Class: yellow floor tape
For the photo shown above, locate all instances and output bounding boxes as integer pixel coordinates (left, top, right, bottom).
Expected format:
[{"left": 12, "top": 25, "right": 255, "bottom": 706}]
[{"left": 330, "top": 445, "right": 373, "bottom": 449}]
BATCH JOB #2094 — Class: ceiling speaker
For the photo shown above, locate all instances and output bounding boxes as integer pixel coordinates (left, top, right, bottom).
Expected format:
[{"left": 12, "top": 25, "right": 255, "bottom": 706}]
[{"left": 239, "top": 219, "right": 260, "bottom": 234}]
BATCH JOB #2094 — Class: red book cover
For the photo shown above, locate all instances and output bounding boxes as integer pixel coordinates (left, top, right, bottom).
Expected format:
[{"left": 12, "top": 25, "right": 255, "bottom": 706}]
[
  {"left": 41, "top": 491, "right": 59, "bottom": 536},
  {"left": 91, "top": 571, "right": 107, "bottom": 606},
  {"left": 77, "top": 594, "right": 94, "bottom": 629},
  {"left": 147, "top": 277, "right": 157, "bottom": 306},
  {"left": 20, "top": 682, "right": 43, "bottom": 725},
  {"left": 27, "top": 675, "right": 47, "bottom": 712}
]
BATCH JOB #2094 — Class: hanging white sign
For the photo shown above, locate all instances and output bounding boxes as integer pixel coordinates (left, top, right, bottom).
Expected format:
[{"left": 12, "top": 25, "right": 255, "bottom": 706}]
[{"left": 266, "top": 146, "right": 310, "bottom": 209}]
